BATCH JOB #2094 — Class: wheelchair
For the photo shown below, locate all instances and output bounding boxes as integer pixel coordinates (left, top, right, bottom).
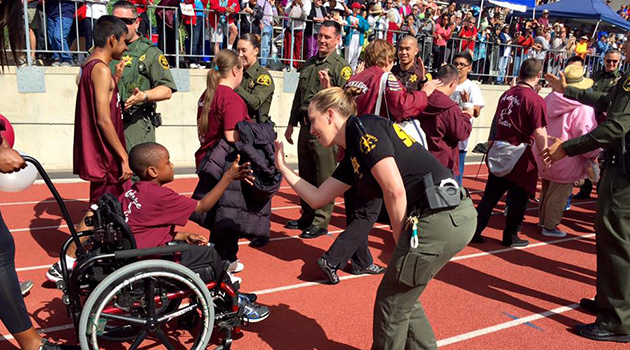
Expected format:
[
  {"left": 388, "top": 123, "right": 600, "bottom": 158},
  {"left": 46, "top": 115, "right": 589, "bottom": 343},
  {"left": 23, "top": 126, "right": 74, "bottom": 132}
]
[{"left": 25, "top": 156, "right": 244, "bottom": 350}]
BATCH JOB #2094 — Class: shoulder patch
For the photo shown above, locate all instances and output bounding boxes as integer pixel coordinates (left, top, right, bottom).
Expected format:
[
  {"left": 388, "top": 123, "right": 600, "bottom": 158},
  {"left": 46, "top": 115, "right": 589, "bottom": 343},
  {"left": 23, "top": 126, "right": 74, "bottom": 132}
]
[
  {"left": 351, "top": 157, "right": 363, "bottom": 179},
  {"left": 256, "top": 74, "right": 272, "bottom": 86},
  {"left": 158, "top": 55, "right": 170, "bottom": 70},
  {"left": 426, "top": 73, "right": 432, "bottom": 81},
  {"left": 623, "top": 76, "right": 630, "bottom": 92},
  {"left": 341, "top": 66, "right": 352, "bottom": 80},
  {"left": 359, "top": 133, "right": 378, "bottom": 154},
  {"left": 386, "top": 74, "right": 401, "bottom": 91}
]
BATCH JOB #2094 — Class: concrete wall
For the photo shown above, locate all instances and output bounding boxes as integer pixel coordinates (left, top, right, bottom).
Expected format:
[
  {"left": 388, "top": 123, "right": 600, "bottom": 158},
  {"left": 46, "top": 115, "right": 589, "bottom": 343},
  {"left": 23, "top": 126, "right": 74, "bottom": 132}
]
[{"left": 0, "top": 66, "right": 550, "bottom": 171}]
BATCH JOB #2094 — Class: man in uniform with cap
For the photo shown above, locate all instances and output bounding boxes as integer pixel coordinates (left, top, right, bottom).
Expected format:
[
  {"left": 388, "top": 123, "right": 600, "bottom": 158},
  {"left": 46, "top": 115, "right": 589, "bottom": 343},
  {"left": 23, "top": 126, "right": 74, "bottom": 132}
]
[
  {"left": 574, "top": 48, "right": 623, "bottom": 199},
  {"left": 544, "top": 64, "right": 630, "bottom": 344},
  {"left": 284, "top": 20, "right": 352, "bottom": 238},
  {"left": 112, "top": 1, "right": 178, "bottom": 157},
  {"left": 392, "top": 35, "right": 427, "bottom": 92}
]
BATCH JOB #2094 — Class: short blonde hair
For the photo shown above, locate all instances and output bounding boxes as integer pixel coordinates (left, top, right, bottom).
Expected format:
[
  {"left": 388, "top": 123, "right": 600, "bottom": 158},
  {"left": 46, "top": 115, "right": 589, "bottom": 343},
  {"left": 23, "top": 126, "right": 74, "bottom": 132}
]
[
  {"left": 310, "top": 87, "right": 358, "bottom": 118},
  {"left": 363, "top": 39, "right": 396, "bottom": 68}
]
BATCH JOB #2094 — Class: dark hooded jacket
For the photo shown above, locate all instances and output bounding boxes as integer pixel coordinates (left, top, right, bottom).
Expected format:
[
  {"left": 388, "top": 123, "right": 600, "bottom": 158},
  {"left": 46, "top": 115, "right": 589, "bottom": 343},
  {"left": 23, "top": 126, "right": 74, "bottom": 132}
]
[
  {"left": 419, "top": 90, "right": 472, "bottom": 176},
  {"left": 192, "top": 121, "right": 281, "bottom": 237}
]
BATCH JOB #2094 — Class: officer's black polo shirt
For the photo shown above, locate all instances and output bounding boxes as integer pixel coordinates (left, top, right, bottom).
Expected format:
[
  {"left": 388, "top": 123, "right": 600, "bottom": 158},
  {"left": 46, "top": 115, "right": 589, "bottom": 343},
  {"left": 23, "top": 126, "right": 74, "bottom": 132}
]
[{"left": 332, "top": 115, "right": 454, "bottom": 210}]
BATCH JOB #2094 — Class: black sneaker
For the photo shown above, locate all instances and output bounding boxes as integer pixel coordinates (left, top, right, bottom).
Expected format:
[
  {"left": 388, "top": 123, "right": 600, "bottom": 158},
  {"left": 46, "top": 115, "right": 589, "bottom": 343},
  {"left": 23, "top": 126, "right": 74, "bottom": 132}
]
[
  {"left": 284, "top": 219, "right": 310, "bottom": 230},
  {"left": 317, "top": 257, "right": 339, "bottom": 284},
  {"left": 351, "top": 264, "right": 385, "bottom": 275},
  {"left": 502, "top": 235, "right": 529, "bottom": 248},
  {"left": 300, "top": 225, "right": 328, "bottom": 239},
  {"left": 249, "top": 236, "right": 269, "bottom": 248},
  {"left": 574, "top": 323, "right": 630, "bottom": 343},
  {"left": 45, "top": 261, "right": 64, "bottom": 283}
]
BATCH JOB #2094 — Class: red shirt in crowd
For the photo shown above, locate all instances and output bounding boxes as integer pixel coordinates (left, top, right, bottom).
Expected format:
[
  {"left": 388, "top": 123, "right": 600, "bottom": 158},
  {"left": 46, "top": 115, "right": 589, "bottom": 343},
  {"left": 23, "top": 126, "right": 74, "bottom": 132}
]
[
  {"left": 516, "top": 34, "right": 534, "bottom": 55},
  {"left": 73, "top": 59, "right": 125, "bottom": 184},
  {"left": 195, "top": 85, "right": 251, "bottom": 167},
  {"left": 418, "top": 90, "right": 472, "bottom": 176},
  {"left": 493, "top": 85, "right": 548, "bottom": 196},
  {"left": 209, "top": 0, "right": 240, "bottom": 29},
  {"left": 130, "top": 0, "right": 150, "bottom": 14},
  {"left": 459, "top": 25, "right": 477, "bottom": 52},
  {"left": 121, "top": 181, "right": 198, "bottom": 249}
]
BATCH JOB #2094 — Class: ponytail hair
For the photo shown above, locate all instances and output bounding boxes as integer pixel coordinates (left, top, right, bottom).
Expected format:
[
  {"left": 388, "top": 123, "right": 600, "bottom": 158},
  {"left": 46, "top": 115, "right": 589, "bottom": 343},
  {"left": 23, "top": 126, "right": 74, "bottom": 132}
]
[
  {"left": 199, "top": 49, "right": 243, "bottom": 136},
  {"left": 310, "top": 87, "right": 358, "bottom": 118}
]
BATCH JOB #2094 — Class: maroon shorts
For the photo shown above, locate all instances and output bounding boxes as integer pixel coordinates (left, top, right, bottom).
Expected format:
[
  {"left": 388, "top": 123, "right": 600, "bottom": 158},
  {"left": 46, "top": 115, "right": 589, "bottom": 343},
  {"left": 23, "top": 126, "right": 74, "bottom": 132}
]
[{"left": 89, "top": 180, "right": 130, "bottom": 204}]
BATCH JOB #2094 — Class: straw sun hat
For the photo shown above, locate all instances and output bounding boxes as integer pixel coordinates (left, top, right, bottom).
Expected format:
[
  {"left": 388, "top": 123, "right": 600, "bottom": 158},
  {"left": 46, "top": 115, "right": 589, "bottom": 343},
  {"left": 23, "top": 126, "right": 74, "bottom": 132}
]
[{"left": 563, "top": 65, "right": 593, "bottom": 90}]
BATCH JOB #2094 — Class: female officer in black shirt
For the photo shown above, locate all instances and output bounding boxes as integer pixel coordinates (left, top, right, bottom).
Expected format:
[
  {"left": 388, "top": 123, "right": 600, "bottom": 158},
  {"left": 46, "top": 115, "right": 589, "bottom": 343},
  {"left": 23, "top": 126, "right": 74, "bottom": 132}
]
[{"left": 275, "top": 87, "right": 477, "bottom": 350}]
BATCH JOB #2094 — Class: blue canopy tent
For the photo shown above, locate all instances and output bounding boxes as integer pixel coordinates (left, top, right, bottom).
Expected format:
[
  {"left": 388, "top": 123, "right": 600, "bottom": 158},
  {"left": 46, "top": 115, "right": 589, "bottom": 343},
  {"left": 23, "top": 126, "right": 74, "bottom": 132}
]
[{"left": 520, "top": 0, "right": 630, "bottom": 31}]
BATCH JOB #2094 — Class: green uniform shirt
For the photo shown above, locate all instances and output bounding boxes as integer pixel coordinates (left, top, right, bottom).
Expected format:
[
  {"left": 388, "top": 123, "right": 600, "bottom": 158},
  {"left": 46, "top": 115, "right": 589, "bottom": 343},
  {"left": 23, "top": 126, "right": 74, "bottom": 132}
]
[
  {"left": 235, "top": 61, "right": 275, "bottom": 123},
  {"left": 563, "top": 70, "right": 630, "bottom": 156},
  {"left": 110, "top": 35, "right": 178, "bottom": 105},
  {"left": 592, "top": 69, "right": 622, "bottom": 93},
  {"left": 289, "top": 52, "right": 352, "bottom": 126}
]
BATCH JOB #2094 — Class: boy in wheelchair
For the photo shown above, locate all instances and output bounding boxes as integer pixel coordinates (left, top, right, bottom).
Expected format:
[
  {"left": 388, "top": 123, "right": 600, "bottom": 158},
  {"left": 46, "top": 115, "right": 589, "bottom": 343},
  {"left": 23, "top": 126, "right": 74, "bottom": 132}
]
[{"left": 121, "top": 142, "right": 270, "bottom": 323}]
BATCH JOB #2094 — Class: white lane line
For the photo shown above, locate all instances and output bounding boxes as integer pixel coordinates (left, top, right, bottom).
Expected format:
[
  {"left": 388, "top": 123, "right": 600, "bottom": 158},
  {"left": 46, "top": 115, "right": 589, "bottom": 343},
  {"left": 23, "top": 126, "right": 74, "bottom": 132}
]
[
  {"left": 436, "top": 304, "right": 580, "bottom": 347},
  {"left": 16, "top": 264, "right": 54, "bottom": 272},
  {"left": 7, "top": 202, "right": 346, "bottom": 233}
]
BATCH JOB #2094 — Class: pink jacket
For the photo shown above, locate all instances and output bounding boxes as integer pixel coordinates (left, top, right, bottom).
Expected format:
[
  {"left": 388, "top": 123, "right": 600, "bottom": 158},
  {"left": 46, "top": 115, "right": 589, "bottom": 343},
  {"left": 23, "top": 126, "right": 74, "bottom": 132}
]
[{"left": 533, "top": 92, "right": 600, "bottom": 183}]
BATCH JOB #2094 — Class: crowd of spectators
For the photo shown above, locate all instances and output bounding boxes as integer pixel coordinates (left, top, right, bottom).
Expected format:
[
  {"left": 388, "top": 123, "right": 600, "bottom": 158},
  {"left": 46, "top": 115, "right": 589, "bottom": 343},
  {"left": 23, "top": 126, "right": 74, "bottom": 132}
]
[{"left": 20, "top": 0, "right": 630, "bottom": 83}]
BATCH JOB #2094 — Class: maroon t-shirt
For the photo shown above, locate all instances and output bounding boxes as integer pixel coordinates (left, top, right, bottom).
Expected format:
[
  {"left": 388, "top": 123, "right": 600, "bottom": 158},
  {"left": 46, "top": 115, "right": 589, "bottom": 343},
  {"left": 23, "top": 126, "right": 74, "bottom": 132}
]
[
  {"left": 493, "top": 85, "right": 547, "bottom": 196},
  {"left": 195, "top": 85, "right": 251, "bottom": 168},
  {"left": 73, "top": 59, "right": 125, "bottom": 183},
  {"left": 121, "top": 181, "right": 198, "bottom": 249}
]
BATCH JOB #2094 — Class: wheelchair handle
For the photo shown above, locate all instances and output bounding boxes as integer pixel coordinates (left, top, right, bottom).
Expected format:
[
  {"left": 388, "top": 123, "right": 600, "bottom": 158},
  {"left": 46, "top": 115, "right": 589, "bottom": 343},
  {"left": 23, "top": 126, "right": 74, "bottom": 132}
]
[{"left": 22, "top": 156, "right": 85, "bottom": 257}]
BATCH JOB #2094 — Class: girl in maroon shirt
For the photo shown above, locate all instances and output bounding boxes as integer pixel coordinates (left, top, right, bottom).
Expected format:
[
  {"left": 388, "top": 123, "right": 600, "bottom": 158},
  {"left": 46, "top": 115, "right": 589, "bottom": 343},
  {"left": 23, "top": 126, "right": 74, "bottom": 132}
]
[
  {"left": 195, "top": 50, "right": 251, "bottom": 168},
  {"left": 195, "top": 49, "right": 251, "bottom": 268}
]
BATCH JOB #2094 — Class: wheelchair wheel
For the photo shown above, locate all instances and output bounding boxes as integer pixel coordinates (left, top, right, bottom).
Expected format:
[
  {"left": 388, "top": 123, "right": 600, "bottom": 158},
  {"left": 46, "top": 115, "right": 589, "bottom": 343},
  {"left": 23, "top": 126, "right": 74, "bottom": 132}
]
[{"left": 79, "top": 260, "right": 214, "bottom": 350}]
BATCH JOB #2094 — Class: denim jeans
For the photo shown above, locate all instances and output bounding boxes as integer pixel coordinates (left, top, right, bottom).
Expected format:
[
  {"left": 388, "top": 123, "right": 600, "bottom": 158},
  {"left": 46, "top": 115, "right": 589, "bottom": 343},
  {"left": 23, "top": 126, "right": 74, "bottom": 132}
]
[
  {"left": 496, "top": 56, "right": 509, "bottom": 84},
  {"left": 187, "top": 17, "right": 204, "bottom": 63},
  {"left": 260, "top": 24, "right": 273, "bottom": 67},
  {"left": 47, "top": 16, "right": 73, "bottom": 63},
  {"left": 456, "top": 150, "right": 466, "bottom": 185}
]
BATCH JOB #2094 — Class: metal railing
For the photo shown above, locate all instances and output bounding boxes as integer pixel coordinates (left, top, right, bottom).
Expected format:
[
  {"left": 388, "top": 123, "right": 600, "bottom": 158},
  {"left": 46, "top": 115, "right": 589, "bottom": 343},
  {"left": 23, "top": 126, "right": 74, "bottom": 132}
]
[{"left": 17, "top": 1, "right": 626, "bottom": 83}]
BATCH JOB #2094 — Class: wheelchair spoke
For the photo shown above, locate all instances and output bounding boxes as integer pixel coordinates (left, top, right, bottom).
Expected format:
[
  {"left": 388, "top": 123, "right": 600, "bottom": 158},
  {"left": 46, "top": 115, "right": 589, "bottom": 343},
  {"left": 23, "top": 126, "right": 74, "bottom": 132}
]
[
  {"left": 154, "top": 328, "right": 177, "bottom": 350},
  {"left": 157, "top": 303, "right": 198, "bottom": 324},
  {"left": 128, "top": 329, "right": 148, "bottom": 350},
  {"left": 100, "top": 312, "right": 146, "bottom": 326},
  {"left": 145, "top": 278, "right": 156, "bottom": 318}
]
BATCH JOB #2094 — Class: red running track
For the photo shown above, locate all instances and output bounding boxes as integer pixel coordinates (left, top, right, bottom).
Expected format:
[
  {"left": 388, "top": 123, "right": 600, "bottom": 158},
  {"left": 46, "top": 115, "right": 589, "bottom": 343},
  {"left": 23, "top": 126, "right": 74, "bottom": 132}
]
[{"left": 0, "top": 164, "right": 622, "bottom": 349}]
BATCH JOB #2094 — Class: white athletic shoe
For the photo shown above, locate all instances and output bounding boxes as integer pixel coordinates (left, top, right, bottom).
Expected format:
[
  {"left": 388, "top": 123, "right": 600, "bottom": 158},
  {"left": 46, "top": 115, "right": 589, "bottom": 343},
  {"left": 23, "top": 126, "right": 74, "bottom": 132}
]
[
  {"left": 227, "top": 271, "right": 242, "bottom": 285},
  {"left": 189, "top": 63, "right": 199, "bottom": 69},
  {"left": 229, "top": 259, "right": 244, "bottom": 273}
]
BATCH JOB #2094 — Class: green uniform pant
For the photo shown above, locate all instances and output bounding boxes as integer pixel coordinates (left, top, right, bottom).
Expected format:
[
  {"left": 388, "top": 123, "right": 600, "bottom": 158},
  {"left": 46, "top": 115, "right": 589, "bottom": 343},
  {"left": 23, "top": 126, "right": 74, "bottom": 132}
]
[
  {"left": 372, "top": 196, "right": 477, "bottom": 350},
  {"left": 124, "top": 113, "right": 156, "bottom": 183},
  {"left": 594, "top": 163, "right": 630, "bottom": 335},
  {"left": 123, "top": 113, "right": 156, "bottom": 154},
  {"left": 297, "top": 125, "right": 337, "bottom": 229}
]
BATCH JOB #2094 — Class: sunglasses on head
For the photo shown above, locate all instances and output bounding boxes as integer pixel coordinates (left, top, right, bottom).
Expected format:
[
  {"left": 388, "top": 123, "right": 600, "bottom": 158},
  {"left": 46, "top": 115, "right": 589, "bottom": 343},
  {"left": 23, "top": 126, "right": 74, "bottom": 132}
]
[{"left": 118, "top": 17, "right": 137, "bottom": 25}]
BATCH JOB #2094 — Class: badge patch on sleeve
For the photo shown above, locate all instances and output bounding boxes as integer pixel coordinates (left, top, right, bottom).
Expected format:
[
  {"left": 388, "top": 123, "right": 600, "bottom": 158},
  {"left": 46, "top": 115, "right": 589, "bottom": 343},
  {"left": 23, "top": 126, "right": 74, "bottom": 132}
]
[
  {"left": 158, "top": 55, "right": 170, "bottom": 70},
  {"left": 623, "top": 76, "right": 630, "bottom": 91},
  {"left": 341, "top": 66, "right": 352, "bottom": 80},
  {"left": 256, "top": 74, "right": 271, "bottom": 86},
  {"left": 359, "top": 133, "right": 378, "bottom": 154}
]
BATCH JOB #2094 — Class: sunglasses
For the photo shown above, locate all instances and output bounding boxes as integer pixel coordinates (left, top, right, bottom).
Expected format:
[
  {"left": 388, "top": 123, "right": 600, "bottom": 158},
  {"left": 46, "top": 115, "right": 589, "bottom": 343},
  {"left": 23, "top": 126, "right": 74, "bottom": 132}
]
[
  {"left": 606, "top": 59, "right": 619, "bottom": 64},
  {"left": 118, "top": 17, "right": 138, "bottom": 25}
]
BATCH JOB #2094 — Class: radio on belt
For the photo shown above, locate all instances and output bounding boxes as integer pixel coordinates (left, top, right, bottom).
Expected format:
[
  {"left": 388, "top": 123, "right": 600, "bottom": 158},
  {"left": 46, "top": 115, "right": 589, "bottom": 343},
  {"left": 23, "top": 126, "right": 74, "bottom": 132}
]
[{"left": 423, "top": 173, "right": 461, "bottom": 210}]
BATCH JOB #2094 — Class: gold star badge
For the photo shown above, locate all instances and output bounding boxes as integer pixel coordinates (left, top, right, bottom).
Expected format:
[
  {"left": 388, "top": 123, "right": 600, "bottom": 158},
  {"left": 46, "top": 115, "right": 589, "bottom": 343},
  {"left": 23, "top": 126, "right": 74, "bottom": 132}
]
[
  {"left": 351, "top": 157, "right": 363, "bottom": 179},
  {"left": 122, "top": 55, "right": 133, "bottom": 66},
  {"left": 409, "top": 74, "right": 418, "bottom": 83}
]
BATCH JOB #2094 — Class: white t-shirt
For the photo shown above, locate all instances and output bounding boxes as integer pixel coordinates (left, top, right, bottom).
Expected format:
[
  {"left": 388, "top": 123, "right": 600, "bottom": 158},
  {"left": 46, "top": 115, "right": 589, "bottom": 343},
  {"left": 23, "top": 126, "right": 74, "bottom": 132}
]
[{"left": 450, "top": 79, "right": 485, "bottom": 151}]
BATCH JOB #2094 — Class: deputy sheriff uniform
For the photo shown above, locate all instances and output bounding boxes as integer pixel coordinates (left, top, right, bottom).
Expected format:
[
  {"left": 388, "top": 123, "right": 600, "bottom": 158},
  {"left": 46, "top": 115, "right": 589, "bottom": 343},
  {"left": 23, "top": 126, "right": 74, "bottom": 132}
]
[
  {"left": 330, "top": 115, "right": 476, "bottom": 350},
  {"left": 562, "top": 71, "right": 630, "bottom": 340},
  {"left": 110, "top": 35, "right": 178, "bottom": 154},
  {"left": 391, "top": 63, "right": 427, "bottom": 92},
  {"left": 288, "top": 52, "right": 352, "bottom": 234},
  {"left": 235, "top": 61, "right": 275, "bottom": 123}
]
